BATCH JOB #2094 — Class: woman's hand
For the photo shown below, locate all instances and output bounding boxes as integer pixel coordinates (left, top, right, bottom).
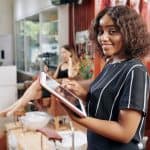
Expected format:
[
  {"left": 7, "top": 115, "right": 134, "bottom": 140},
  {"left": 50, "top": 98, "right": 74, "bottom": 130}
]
[
  {"left": 61, "top": 79, "right": 87, "bottom": 100},
  {"left": 21, "top": 78, "right": 42, "bottom": 103},
  {"left": 68, "top": 57, "right": 72, "bottom": 65},
  {"left": 6, "top": 78, "right": 42, "bottom": 116},
  {"left": 56, "top": 100, "right": 81, "bottom": 122}
]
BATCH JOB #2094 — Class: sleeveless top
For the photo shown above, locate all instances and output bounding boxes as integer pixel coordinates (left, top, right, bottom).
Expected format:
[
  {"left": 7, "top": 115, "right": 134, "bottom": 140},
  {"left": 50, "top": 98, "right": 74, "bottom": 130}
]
[{"left": 57, "top": 68, "right": 68, "bottom": 78}]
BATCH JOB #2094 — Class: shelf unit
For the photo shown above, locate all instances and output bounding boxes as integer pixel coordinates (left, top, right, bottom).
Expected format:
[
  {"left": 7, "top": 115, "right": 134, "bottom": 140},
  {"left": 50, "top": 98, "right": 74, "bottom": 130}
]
[{"left": 15, "top": 8, "right": 59, "bottom": 76}]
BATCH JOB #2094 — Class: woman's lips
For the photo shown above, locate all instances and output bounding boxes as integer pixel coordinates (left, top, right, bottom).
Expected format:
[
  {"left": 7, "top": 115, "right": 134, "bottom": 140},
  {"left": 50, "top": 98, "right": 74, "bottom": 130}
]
[{"left": 101, "top": 44, "right": 113, "bottom": 49}]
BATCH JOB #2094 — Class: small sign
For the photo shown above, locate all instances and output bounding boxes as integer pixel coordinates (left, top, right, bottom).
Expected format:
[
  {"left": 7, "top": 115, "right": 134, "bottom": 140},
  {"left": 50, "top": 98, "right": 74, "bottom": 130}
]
[{"left": 76, "top": 30, "right": 89, "bottom": 44}]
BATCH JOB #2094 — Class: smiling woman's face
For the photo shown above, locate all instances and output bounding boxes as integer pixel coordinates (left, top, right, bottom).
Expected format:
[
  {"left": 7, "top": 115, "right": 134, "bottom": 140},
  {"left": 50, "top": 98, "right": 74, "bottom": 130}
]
[{"left": 97, "top": 14, "right": 125, "bottom": 59}]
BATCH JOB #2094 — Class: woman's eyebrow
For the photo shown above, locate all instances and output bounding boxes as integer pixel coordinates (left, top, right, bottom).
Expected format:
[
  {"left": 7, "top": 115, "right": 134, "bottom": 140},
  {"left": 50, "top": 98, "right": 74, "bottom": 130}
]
[{"left": 98, "top": 25, "right": 118, "bottom": 28}]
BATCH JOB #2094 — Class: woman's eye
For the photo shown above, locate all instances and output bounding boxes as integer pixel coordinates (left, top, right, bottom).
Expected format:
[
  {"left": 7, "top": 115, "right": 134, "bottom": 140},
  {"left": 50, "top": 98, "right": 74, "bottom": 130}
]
[
  {"left": 98, "top": 29, "right": 103, "bottom": 35},
  {"left": 109, "top": 28, "right": 119, "bottom": 35}
]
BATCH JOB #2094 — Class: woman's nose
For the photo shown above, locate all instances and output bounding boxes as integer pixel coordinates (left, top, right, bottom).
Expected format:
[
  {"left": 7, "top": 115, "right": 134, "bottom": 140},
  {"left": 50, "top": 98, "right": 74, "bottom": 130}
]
[
  {"left": 98, "top": 32, "right": 109, "bottom": 44},
  {"left": 100, "top": 32, "right": 109, "bottom": 41}
]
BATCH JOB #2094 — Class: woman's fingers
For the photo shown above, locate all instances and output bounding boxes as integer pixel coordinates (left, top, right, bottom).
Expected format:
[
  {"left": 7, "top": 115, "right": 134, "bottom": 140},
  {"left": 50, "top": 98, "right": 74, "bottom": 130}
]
[
  {"left": 0, "top": 110, "right": 7, "bottom": 117},
  {"left": 0, "top": 100, "right": 20, "bottom": 117},
  {"left": 6, "top": 100, "right": 23, "bottom": 117}
]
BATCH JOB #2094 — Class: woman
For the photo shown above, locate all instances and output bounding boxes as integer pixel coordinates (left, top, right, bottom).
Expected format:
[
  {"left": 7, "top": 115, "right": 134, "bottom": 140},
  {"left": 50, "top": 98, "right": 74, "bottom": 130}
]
[
  {"left": 52, "top": 44, "right": 79, "bottom": 79},
  {"left": 23, "top": 45, "right": 80, "bottom": 113},
  {"left": 44, "top": 44, "right": 80, "bottom": 116},
  {"left": 1, "top": 5, "right": 150, "bottom": 150},
  {"left": 61, "top": 6, "right": 150, "bottom": 150}
]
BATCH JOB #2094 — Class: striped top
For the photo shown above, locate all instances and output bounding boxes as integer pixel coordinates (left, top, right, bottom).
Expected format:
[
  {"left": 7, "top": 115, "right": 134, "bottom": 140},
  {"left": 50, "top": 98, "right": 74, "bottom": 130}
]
[{"left": 86, "top": 58, "right": 150, "bottom": 149}]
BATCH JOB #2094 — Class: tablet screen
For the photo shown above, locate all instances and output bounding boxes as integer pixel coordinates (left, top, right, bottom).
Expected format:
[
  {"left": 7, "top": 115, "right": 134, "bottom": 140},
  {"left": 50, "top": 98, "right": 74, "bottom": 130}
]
[{"left": 40, "top": 72, "right": 86, "bottom": 117}]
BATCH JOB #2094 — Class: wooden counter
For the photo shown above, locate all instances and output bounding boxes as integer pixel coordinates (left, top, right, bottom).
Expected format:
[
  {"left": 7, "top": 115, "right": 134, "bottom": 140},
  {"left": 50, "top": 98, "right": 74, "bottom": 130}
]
[
  {"left": 5, "top": 121, "right": 87, "bottom": 150},
  {"left": 5, "top": 122, "right": 56, "bottom": 150}
]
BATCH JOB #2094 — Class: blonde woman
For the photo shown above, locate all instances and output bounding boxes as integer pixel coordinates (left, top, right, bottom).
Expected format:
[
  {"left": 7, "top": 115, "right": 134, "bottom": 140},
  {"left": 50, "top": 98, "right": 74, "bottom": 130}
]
[{"left": 53, "top": 45, "right": 80, "bottom": 79}]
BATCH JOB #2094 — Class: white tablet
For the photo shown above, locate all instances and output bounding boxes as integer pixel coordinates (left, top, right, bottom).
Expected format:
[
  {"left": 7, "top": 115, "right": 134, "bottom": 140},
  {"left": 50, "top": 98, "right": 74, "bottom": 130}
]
[{"left": 40, "top": 72, "right": 87, "bottom": 118}]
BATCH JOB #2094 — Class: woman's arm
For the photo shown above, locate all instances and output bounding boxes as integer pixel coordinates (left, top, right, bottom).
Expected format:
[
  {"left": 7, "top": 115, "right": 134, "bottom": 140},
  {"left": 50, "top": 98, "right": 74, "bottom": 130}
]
[
  {"left": 6, "top": 79, "right": 42, "bottom": 116},
  {"left": 71, "top": 109, "right": 141, "bottom": 143},
  {"left": 68, "top": 57, "right": 79, "bottom": 78},
  {"left": 61, "top": 79, "right": 92, "bottom": 100},
  {"left": 53, "top": 63, "right": 61, "bottom": 78},
  {"left": 77, "top": 78, "right": 93, "bottom": 91},
  {"left": 61, "top": 79, "right": 141, "bottom": 143}
]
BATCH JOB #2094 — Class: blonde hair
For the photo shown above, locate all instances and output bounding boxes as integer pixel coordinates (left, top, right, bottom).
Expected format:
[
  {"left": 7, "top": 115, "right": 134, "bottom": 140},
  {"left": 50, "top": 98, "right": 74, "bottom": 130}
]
[
  {"left": 61, "top": 45, "right": 79, "bottom": 64},
  {"left": 62, "top": 45, "right": 80, "bottom": 78}
]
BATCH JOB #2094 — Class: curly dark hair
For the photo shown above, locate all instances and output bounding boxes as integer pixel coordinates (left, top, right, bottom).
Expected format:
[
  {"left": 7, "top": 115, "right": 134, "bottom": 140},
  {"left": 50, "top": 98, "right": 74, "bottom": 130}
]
[{"left": 89, "top": 5, "right": 150, "bottom": 58}]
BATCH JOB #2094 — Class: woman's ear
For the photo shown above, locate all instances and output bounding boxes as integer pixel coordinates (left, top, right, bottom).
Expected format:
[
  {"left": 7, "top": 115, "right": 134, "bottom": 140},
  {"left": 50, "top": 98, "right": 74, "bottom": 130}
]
[{"left": 69, "top": 53, "right": 72, "bottom": 57}]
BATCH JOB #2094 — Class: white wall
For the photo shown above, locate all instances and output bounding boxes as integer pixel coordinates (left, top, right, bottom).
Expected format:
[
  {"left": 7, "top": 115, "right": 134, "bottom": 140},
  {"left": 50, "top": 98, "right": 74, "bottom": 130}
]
[
  {"left": 0, "top": 66, "right": 17, "bottom": 130},
  {"left": 58, "top": 5, "right": 69, "bottom": 46},
  {"left": 0, "top": 66, "right": 17, "bottom": 110},
  {"left": 0, "top": 0, "right": 13, "bottom": 35},
  {"left": 0, "top": 0, "right": 14, "bottom": 65},
  {"left": 0, "top": 35, "right": 13, "bottom": 65},
  {"left": 14, "top": 0, "right": 54, "bottom": 20}
]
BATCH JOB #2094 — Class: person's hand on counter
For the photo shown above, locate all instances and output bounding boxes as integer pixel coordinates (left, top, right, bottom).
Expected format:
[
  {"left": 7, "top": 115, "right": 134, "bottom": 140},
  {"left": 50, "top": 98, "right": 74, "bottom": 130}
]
[{"left": 0, "top": 78, "right": 42, "bottom": 117}]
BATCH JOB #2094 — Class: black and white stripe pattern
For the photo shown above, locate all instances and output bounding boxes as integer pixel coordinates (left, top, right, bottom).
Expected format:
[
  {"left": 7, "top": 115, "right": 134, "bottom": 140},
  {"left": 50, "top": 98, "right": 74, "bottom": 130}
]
[{"left": 87, "top": 59, "right": 150, "bottom": 143}]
